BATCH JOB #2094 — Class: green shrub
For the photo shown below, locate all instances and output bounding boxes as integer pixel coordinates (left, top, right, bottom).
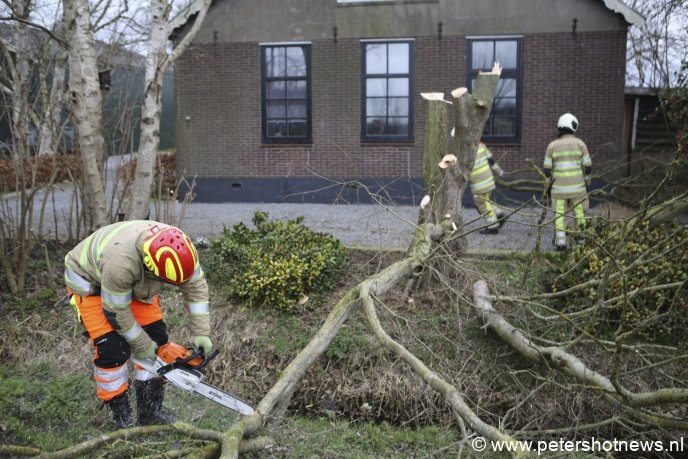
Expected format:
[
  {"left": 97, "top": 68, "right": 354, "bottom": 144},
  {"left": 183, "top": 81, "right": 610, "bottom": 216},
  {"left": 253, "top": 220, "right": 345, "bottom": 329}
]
[
  {"left": 553, "top": 219, "right": 688, "bottom": 342},
  {"left": 208, "top": 211, "right": 347, "bottom": 312}
]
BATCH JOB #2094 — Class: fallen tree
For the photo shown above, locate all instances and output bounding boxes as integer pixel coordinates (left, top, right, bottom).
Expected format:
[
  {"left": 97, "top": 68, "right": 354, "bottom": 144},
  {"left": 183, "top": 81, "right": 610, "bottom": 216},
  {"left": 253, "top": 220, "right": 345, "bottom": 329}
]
[{"left": 8, "top": 60, "right": 687, "bottom": 458}]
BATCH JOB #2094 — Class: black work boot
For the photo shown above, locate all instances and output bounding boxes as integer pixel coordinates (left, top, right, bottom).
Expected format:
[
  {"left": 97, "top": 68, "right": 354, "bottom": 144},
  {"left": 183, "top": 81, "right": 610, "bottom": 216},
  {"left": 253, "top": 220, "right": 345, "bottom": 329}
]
[
  {"left": 107, "top": 392, "right": 133, "bottom": 429},
  {"left": 135, "top": 379, "right": 174, "bottom": 425}
]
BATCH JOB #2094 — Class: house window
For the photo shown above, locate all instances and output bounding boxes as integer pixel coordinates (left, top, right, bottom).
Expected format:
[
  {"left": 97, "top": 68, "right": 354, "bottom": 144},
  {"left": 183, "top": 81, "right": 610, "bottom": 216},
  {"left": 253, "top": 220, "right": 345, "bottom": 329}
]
[
  {"left": 361, "top": 40, "right": 414, "bottom": 142},
  {"left": 467, "top": 37, "right": 522, "bottom": 142},
  {"left": 261, "top": 44, "right": 311, "bottom": 143}
]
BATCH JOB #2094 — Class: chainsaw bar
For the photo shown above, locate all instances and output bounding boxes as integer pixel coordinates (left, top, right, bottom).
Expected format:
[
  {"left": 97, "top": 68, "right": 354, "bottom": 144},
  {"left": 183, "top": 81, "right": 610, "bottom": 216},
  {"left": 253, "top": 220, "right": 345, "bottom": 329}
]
[{"left": 132, "top": 356, "right": 255, "bottom": 416}]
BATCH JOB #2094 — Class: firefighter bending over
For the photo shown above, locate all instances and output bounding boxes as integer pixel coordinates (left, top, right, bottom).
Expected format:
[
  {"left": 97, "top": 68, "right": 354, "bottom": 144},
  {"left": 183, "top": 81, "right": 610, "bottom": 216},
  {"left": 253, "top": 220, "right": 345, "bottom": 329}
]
[{"left": 64, "top": 221, "right": 213, "bottom": 428}]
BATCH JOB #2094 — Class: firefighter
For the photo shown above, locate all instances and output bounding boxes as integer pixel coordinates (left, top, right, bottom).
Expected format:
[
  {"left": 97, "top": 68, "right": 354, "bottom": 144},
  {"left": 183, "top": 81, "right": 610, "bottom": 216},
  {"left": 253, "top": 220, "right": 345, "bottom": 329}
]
[
  {"left": 64, "top": 221, "right": 212, "bottom": 428},
  {"left": 450, "top": 129, "right": 507, "bottom": 234},
  {"left": 471, "top": 141, "right": 507, "bottom": 234},
  {"left": 544, "top": 113, "right": 592, "bottom": 250}
]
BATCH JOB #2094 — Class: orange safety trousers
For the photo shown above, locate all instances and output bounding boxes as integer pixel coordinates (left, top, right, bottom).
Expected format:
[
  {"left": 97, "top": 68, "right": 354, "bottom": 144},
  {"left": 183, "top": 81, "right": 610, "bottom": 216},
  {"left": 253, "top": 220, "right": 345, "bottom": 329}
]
[{"left": 69, "top": 290, "right": 164, "bottom": 401}]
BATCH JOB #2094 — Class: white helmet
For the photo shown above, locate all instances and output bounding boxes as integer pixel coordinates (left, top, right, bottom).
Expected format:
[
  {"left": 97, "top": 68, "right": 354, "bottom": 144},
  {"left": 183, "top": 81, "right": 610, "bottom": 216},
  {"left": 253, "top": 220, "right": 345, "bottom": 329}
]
[{"left": 557, "top": 113, "right": 578, "bottom": 133}]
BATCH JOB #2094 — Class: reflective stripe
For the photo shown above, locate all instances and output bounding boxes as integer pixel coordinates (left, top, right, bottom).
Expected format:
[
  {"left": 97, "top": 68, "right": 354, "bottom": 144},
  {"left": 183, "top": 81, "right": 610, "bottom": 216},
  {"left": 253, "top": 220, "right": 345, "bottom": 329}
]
[
  {"left": 121, "top": 322, "right": 144, "bottom": 342},
  {"left": 582, "top": 154, "right": 592, "bottom": 166},
  {"left": 134, "top": 366, "right": 156, "bottom": 381},
  {"left": 188, "top": 302, "right": 210, "bottom": 314},
  {"left": 470, "top": 145, "right": 495, "bottom": 194},
  {"left": 471, "top": 175, "right": 495, "bottom": 194},
  {"left": 555, "top": 230, "right": 567, "bottom": 245},
  {"left": 552, "top": 183, "right": 586, "bottom": 193},
  {"left": 551, "top": 150, "right": 582, "bottom": 159},
  {"left": 94, "top": 365, "right": 128, "bottom": 392},
  {"left": 101, "top": 287, "right": 132, "bottom": 309},
  {"left": 190, "top": 265, "right": 204, "bottom": 283},
  {"left": 553, "top": 161, "right": 583, "bottom": 171},
  {"left": 553, "top": 170, "right": 584, "bottom": 179},
  {"left": 544, "top": 157, "right": 552, "bottom": 168},
  {"left": 64, "top": 267, "right": 92, "bottom": 294},
  {"left": 471, "top": 163, "right": 490, "bottom": 177}
]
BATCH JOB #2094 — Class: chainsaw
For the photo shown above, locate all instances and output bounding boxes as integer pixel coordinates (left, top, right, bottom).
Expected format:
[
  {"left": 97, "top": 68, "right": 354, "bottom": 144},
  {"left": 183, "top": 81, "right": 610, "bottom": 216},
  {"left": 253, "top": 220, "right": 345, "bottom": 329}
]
[{"left": 132, "top": 342, "right": 254, "bottom": 416}]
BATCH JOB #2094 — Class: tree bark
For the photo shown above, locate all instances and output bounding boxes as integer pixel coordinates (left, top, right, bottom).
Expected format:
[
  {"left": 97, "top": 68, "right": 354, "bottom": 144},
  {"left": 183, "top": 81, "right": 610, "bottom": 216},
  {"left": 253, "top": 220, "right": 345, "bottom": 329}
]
[
  {"left": 419, "top": 65, "right": 501, "bottom": 252},
  {"left": 419, "top": 93, "right": 449, "bottom": 225},
  {"left": 125, "top": 0, "right": 212, "bottom": 220},
  {"left": 64, "top": 0, "right": 108, "bottom": 229},
  {"left": 443, "top": 64, "right": 502, "bottom": 250}
]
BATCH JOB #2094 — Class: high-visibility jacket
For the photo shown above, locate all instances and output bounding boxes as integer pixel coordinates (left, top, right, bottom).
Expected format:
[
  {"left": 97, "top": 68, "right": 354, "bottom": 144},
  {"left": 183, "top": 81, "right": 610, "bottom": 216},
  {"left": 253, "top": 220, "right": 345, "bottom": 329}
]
[
  {"left": 64, "top": 220, "right": 210, "bottom": 353},
  {"left": 544, "top": 134, "right": 591, "bottom": 199},
  {"left": 470, "top": 143, "right": 497, "bottom": 195}
]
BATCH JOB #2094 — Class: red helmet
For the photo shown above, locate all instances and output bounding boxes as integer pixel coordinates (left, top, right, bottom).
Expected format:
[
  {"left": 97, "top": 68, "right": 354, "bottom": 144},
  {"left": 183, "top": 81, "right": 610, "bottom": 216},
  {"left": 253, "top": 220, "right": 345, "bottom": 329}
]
[{"left": 142, "top": 226, "right": 198, "bottom": 284}]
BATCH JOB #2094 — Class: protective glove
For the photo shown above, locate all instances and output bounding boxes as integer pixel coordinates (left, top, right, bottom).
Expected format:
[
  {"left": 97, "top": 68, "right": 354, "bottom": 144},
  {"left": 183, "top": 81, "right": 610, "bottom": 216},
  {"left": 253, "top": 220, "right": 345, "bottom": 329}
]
[
  {"left": 193, "top": 335, "right": 213, "bottom": 355},
  {"left": 133, "top": 341, "right": 157, "bottom": 361},
  {"left": 491, "top": 164, "right": 505, "bottom": 177},
  {"left": 584, "top": 175, "right": 592, "bottom": 187}
]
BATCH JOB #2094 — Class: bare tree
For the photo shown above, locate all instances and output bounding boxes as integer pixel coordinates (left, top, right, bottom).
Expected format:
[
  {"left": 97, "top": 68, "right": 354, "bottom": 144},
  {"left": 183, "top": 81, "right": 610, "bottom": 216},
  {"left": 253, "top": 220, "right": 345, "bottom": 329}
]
[
  {"left": 63, "top": 0, "right": 108, "bottom": 229},
  {"left": 626, "top": 0, "right": 688, "bottom": 88},
  {"left": 124, "top": 0, "right": 211, "bottom": 220}
]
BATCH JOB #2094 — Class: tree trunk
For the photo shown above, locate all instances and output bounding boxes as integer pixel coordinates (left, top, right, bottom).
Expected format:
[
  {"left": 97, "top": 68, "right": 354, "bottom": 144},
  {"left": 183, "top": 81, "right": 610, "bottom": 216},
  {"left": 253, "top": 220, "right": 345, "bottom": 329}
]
[
  {"left": 125, "top": 0, "right": 212, "bottom": 220},
  {"left": 420, "top": 65, "right": 501, "bottom": 252},
  {"left": 419, "top": 93, "right": 449, "bottom": 225},
  {"left": 64, "top": 0, "right": 108, "bottom": 230},
  {"left": 38, "top": 27, "right": 68, "bottom": 156}
]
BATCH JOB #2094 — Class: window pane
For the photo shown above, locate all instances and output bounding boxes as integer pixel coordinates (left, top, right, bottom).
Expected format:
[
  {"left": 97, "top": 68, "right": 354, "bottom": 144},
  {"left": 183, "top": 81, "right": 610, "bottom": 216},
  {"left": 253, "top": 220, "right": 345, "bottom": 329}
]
[
  {"left": 287, "top": 100, "right": 307, "bottom": 118},
  {"left": 387, "top": 117, "right": 409, "bottom": 135},
  {"left": 366, "top": 78, "right": 387, "bottom": 97},
  {"left": 495, "top": 41, "right": 517, "bottom": 69},
  {"left": 388, "top": 78, "right": 409, "bottom": 96},
  {"left": 286, "top": 47, "right": 306, "bottom": 76},
  {"left": 388, "top": 43, "right": 409, "bottom": 73},
  {"left": 289, "top": 121, "right": 307, "bottom": 137},
  {"left": 267, "top": 81, "right": 286, "bottom": 99},
  {"left": 266, "top": 47, "right": 286, "bottom": 77},
  {"left": 493, "top": 98, "right": 516, "bottom": 116},
  {"left": 493, "top": 116, "right": 516, "bottom": 136},
  {"left": 388, "top": 98, "right": 408, "bottom": 116},
  {"left": 471, "top": 41, "right": 493, "bottom": 70},
  {"left": 266, "top": 101, "right": 286, "bottom": 118},
  {"left": 497, "top": 79, "right": 517, "bottom": 98},
  {"left": 367, "top": 98, "right": 387, "bottom": 117},
  {"left": 267, "top": 120, "right": 288, "bottom": 137},
  {"left": 367, "top": 118, "right": 386, "bottom": 135},
  {"left": 287, "top": 80, "right": 307, "bottom": 98},
  {"left": 366, "top": 43, "right": 387, "bottom": 74}
]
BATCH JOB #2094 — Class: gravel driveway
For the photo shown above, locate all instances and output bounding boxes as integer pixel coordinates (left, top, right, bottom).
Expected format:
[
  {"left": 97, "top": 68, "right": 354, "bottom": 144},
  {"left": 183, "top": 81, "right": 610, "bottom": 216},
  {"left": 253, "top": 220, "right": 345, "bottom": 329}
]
[
  {"left": 182, "top": 201, "right": 550, "bottom": 252},
  {"left": 2, "top": 155, "right": 555, "bottom": 252}
]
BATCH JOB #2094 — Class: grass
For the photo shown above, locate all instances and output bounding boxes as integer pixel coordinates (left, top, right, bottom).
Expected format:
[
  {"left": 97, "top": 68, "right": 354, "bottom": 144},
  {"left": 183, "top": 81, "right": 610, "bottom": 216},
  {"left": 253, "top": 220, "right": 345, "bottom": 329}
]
[
  {"left": 1, "top": 244, "right": 685, "bottom": 457},
  {"left": 0, "top": 360, "right": 468, "bottom": 458},
  {"left": 0, "top": 362, "right": 99, "bottom": 452}
]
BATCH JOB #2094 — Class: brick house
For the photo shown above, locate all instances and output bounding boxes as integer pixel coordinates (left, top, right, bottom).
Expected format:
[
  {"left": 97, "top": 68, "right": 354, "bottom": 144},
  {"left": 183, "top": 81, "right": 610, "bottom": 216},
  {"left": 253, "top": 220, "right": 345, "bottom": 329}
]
[{"left": 172, "top": 0, "right": 643, "bottom": 203}]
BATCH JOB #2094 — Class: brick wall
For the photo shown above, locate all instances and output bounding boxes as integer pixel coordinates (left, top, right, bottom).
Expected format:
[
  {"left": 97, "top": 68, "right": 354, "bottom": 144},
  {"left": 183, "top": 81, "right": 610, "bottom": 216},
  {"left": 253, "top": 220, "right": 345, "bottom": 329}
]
[{"left": 175, "top": 30, "right": 627, "bottom": 201}]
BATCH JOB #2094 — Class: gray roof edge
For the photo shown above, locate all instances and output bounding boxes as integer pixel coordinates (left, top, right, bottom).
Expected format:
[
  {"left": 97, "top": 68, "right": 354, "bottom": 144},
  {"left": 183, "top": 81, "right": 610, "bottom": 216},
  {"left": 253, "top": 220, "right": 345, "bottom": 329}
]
[
  {"left": 602, "top": 0, "right": 645, "bottom": 27},
  {"left": 169, "top": 0, "right": 646, "bottom": 36}
]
